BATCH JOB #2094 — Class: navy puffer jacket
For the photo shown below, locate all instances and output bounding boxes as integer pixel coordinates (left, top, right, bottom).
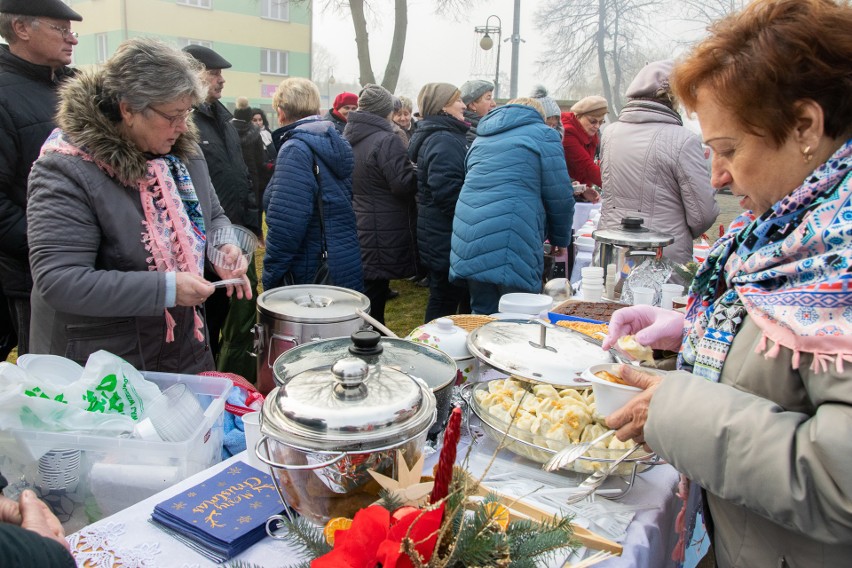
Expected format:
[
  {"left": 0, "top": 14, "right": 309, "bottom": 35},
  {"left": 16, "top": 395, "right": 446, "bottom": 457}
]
[
  {"left": 407, "top": 114, "right": 469, "bottom": 272},
  {"left": 450, "top": 104, "right": 574, "bottom": 290},
  {"left": 263, "top": 117, "right": 364, "bottom": 292}
]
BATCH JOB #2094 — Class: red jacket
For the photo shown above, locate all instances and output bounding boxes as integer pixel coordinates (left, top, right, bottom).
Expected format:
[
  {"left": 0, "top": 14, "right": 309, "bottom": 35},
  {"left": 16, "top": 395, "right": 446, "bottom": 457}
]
[{"left": 561, "top": 112, "right": 601, "bottom": 187}]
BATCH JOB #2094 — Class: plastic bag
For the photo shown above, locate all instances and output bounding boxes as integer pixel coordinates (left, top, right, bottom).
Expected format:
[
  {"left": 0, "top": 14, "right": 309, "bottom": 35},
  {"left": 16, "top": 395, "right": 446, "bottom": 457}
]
[{"left": 0, "top": 351, "right": 162, "bottom": 436}]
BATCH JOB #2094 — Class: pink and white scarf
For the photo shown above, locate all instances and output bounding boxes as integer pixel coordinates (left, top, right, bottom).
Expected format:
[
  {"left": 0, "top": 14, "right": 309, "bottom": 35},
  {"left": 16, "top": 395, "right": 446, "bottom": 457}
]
[{"left": 41, "top": 129, "right": 206, "bottom": 342}]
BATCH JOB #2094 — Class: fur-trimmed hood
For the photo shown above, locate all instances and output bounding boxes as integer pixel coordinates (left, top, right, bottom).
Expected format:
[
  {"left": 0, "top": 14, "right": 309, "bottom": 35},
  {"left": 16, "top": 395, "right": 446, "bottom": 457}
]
[{"left": 54, "top": 68, "right": 200, "bottom": 186}]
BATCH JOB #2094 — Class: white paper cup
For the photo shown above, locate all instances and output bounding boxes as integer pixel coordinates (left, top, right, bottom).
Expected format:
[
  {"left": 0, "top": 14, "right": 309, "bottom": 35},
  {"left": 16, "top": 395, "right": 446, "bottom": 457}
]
[
  {"left": 242, "top": 412, "right": 265, "bottom": 471},
  {"left": 660, "top": 283, "right": 685, "bottom": 310},
  {"left": 632, "top": 286, "right": 655, "bottom": 306}
]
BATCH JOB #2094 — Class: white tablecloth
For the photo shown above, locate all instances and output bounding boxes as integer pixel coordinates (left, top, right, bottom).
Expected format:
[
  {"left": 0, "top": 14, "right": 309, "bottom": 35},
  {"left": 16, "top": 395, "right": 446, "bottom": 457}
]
[{"left": 68, "top": 442, "right": 679, "bottom": 567}]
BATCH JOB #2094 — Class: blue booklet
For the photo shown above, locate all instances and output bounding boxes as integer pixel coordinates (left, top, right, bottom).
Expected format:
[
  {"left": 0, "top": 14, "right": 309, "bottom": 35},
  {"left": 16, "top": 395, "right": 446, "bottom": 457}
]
[{"left": 151, "top": 461, "right": 285, "bottom": 562}]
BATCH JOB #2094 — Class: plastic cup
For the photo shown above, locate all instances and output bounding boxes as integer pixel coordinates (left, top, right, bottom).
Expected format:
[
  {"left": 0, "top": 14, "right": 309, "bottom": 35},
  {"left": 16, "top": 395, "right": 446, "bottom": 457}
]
[
  {"left": 660, "top": 283, "right": 685, "bottom": 310},
  {"left": 632, "top": 286, "right": 655, "bottom": 306},
  {"left": 207, "top": 225, "right": 258, "bottom": 272},
  {"left": 581, "top": 266, "right": 604, "bottom": 279},
  {"left": 142, "top": 383, "right": 204, "bottom": 442},
  {"left": 241, "top": 412, "right": 265, "bottom": 471},
  {"left": 582, "top": 283, "right": 604, "bottom": 302}
]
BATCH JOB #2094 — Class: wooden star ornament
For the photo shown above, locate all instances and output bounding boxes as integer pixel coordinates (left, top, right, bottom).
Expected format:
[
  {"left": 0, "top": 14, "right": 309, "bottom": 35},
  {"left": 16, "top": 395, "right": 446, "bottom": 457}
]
[{"left": 367, "top": 450, "right": 434, "bottom": 507}]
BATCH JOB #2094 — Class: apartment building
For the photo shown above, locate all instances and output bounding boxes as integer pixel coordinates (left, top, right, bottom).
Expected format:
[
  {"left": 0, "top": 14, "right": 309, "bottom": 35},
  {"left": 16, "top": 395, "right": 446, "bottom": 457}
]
[{"left": 64, "top": 0, "right": 311, "bottom": 110}]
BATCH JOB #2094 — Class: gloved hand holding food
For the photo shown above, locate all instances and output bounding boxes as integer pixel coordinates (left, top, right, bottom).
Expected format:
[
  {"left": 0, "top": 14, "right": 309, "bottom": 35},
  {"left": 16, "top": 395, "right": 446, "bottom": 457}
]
[{"left": 602, "top": 305, "right": 685, "bottom": 353}]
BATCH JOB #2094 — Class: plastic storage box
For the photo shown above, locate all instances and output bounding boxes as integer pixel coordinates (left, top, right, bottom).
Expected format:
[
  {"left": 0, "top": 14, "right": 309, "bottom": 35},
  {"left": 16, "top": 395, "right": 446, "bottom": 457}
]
[{"left": 0, "top": 372, "right": 231, "bottom": 532}]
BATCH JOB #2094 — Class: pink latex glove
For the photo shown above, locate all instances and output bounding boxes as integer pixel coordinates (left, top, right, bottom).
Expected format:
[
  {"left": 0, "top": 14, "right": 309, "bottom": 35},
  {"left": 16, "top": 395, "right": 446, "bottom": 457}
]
[{"left": 601, "top": 305, "right": 685, "bottom": 353}]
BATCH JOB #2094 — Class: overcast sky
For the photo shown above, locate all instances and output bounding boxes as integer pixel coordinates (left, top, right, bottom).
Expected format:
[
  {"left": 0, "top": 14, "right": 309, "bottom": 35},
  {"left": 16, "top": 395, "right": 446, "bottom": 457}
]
[{"left": 311, "top": 0, "right": 547, "bottom": 100}]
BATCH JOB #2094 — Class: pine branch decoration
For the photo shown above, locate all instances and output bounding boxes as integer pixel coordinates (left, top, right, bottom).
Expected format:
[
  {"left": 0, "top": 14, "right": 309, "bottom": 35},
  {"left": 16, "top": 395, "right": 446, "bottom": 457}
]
[{"left": 271, "top": 514, "right": 332, "bottom": 559}]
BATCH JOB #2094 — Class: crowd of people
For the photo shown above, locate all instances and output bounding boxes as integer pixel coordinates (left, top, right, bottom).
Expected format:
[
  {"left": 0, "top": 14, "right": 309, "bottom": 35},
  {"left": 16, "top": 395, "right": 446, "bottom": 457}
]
[{"left": 1, "top": 0, "right": 851, "bottom": 566}]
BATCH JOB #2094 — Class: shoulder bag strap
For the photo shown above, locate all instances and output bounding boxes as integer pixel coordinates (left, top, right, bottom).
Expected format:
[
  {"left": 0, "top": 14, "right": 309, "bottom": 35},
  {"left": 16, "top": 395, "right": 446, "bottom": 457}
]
[{"left": 312, "top": 157, "right": 329, "bottom": 259}]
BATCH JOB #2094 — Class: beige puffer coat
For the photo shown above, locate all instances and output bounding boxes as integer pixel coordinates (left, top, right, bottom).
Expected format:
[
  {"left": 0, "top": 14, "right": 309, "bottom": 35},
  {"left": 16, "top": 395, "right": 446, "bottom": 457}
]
[
  {"left": 599, "top": 101, "right": 719, "bottom": 265},
  {"left": 646, "top": 317, "right": 852, "bottom": 567}
]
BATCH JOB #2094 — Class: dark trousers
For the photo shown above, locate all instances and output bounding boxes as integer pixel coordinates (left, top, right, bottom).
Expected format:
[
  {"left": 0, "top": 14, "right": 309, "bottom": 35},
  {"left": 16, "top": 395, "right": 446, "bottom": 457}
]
[
  {"left": 202, "top": 268, "right": 230, "bottom": 360},
  {"left": 424, "top": 269, "right": 470, "bottom": 323},
  {"left": 364, "top": 279, "right": 390, "bottom": 325},
  {"left": 0, "top": 289, "right": 17, "bottom": 361},
  {"left": 9, "top": 296, "right": 29, "bottom": 356}
]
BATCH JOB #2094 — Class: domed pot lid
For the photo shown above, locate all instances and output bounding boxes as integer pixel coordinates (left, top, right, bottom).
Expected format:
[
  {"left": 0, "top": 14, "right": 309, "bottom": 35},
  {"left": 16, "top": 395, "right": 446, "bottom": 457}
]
[
  {"left": 262, "top": 356, "right": 436, "bottom": 452},
  {"left": 257, "top": 285, "right": 370, "bottom": 323},
  {"left": 466, "top": 320, "right": 614, "bottom": 387},
  {"left": 592, "top": 217, "right": 674, "bottom": 248}
]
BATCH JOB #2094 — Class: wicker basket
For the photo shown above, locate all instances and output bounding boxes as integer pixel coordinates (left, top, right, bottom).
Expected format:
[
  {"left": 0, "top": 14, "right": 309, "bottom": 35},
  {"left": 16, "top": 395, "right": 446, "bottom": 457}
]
[{"left": 441, "top": 314, "right": 496, "bottom": 332}]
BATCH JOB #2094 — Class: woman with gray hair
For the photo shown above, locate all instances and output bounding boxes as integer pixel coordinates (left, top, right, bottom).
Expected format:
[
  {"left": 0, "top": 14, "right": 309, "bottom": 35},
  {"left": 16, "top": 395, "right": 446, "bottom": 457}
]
[{"left": 26, "top": 37, "right": 251, "bottom": 373}]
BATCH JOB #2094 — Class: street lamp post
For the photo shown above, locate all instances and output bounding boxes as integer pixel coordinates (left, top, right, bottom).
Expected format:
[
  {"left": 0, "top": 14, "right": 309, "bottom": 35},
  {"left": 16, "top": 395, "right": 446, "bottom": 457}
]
[
  {"left": 327, "top": 68, "right": 335, "bottom": 112},
  {"left": 475, "top": 15, "right": 502, "bottom": 100}
]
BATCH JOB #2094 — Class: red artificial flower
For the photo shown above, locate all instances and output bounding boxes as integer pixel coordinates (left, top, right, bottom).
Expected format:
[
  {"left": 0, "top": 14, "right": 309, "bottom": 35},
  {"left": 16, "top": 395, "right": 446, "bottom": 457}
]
[
  {"left": 311, "top": 504, "right": 445, "bottom": 568},
  {"left": 311, "top": 506, "right": 390, "bottom": 568},
  {"left": 376, "top": 504, "right": 445, "bottom": 568}
]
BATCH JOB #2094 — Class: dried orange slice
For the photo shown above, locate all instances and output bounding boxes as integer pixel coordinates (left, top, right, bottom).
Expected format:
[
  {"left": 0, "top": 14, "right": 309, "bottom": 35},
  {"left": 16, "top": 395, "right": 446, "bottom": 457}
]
[
  {"left": 323, "top": 517, "right": 352, "bottom": 546},
  {"left": 483, "top": 502, "right": 510, "bottom": 531}
]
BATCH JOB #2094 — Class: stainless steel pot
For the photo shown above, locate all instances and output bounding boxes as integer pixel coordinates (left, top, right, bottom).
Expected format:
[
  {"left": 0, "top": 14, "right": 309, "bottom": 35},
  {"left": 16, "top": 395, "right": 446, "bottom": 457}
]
[
  {"left": 592, "top": 217, "right": 674, "bottom": 301},
  {"left": 252, "top": 285, "right": 370, "bottom": 394},
  {"left": 257, "top": 356, "right": 435, "bottom": 526},
  {"left": 271, "top": 330, "right": 458, "bottom": 440}
]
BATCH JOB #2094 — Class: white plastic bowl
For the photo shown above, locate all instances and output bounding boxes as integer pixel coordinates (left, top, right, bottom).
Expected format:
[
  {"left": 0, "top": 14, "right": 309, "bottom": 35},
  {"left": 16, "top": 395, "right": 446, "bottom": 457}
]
[
  {"left": 582, "top": 363, "right": 645, "bottom": 416},
  {"left": 498, "top": 293, "right": 553, "bottom": 315},
  {"left": 16, "top": 354, "right": 84, "bottom": 387}
]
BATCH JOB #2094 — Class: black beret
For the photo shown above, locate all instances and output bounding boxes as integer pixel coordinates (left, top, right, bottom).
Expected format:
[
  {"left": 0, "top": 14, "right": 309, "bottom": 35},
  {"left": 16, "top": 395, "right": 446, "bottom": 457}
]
[
  {"left": 0, "top": 0, "right": 82, "bottom": 21},
  {"left": 182, "top": 44, "right": 231, "bottom": 70}
]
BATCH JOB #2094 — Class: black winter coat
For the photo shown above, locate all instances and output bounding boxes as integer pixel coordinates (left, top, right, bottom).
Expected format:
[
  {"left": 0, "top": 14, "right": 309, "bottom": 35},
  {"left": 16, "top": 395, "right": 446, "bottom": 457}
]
[
  {"left": 407, "top": 114, "right": 470, "bottom": 272},
  {"left": 231, "top": 118, "right": 267, "bottom": 229},
  {"left": 343, "top": 111, "right": 418, "bottom": 280},
  {"left": 191, "top": 101, "right": 260, "bottom": 235},
  {"left": 0, "top": 45, "right": 76, "bottom": 298}
]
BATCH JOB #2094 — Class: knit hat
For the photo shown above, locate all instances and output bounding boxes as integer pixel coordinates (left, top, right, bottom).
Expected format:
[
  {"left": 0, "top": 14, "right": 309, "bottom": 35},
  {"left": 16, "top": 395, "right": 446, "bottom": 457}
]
[
  {"left": 358, "top": 83, "right": 394, "bottom": 118},
  {"left": 333, "top": 92, "right": 358, "bottom": 110},
  {"left": 0, "top": 0, "right": 81, "bottom": 20},
  {"left": 626, "top": 59, "right": 675, "bottom": 100},
  {"left": 418, "top": 83, "right": 460, "bottom": 117},
  {"left": 570, "top": 95, "right": 608, "bottom": 116},
  {"left": 529, "top": 85, "right": 561, "bottom": 118},
  {"left": 182, "top": 45, "right": 231, "bottom": 70},
  {"left": 460, "top": 79, "right": 494, "bottom": 105},
  {"left": 233, "top": 106, "right": 253, "bottom": 122}
]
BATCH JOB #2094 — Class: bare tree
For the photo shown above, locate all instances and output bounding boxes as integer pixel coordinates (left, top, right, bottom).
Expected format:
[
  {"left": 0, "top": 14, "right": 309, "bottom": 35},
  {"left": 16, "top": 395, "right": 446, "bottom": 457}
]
[
  {"left": 535, "top": 0, "right": 660, "bottom": 116},
  {"left": 304, "top": 0, "right": 474, "bottom": 93},
  {"left": 678, "top": 0, "right": 747, "bottom": 27}
]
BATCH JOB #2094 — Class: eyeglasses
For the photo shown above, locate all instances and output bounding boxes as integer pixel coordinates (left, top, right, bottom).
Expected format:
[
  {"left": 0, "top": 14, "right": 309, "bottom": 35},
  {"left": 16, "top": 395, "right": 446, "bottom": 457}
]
[
  {"left": 586, "top": 117, "right": 606, "bottom": 127},
  {"left": 38, "top": 21, "right": 78, "bottom": 40},
  {"left": 147, "top": 106, "right": 194, "bottom": 127}
]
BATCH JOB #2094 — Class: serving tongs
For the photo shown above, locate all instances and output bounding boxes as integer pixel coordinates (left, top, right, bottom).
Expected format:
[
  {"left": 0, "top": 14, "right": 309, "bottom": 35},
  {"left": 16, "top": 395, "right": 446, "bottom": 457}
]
[{"left": 543, "top": 429, "right": 617, "bottom": 472}]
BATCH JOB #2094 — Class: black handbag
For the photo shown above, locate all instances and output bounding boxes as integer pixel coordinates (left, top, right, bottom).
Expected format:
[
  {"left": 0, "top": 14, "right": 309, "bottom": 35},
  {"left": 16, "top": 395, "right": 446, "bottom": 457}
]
[{"left": 310, "top": 157, "right": 333, "bottom": 286}]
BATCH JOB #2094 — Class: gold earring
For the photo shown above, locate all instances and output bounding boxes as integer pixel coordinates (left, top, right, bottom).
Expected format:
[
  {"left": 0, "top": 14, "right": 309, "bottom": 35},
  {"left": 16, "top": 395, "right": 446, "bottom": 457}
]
[{"left": 802, "top": 145, "right": 813, "bottom": 164}]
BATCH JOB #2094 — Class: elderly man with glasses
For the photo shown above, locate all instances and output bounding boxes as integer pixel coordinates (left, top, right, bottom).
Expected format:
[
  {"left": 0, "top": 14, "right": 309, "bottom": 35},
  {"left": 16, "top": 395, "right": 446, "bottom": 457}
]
[{"left": 0, "top": 0, "right": 82, "bottom": 358}]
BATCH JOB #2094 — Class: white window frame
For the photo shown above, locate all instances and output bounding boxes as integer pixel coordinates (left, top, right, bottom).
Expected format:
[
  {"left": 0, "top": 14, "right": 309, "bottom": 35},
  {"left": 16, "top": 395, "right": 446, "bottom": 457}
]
[
  {"left": 177, "top": 38, "right": 213, "bottom": 49},
  {"left": 176, "top": 0, "right": 211, "bottom": 9},
  {"left": 96, "top": 33, "right": 109, "bottom": 63},
  {"left": 261, "top": 49, "right": 288, "bottom": 76},
  {"left": 261, "top": 0, "right": 289, "bottom": 21}
]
